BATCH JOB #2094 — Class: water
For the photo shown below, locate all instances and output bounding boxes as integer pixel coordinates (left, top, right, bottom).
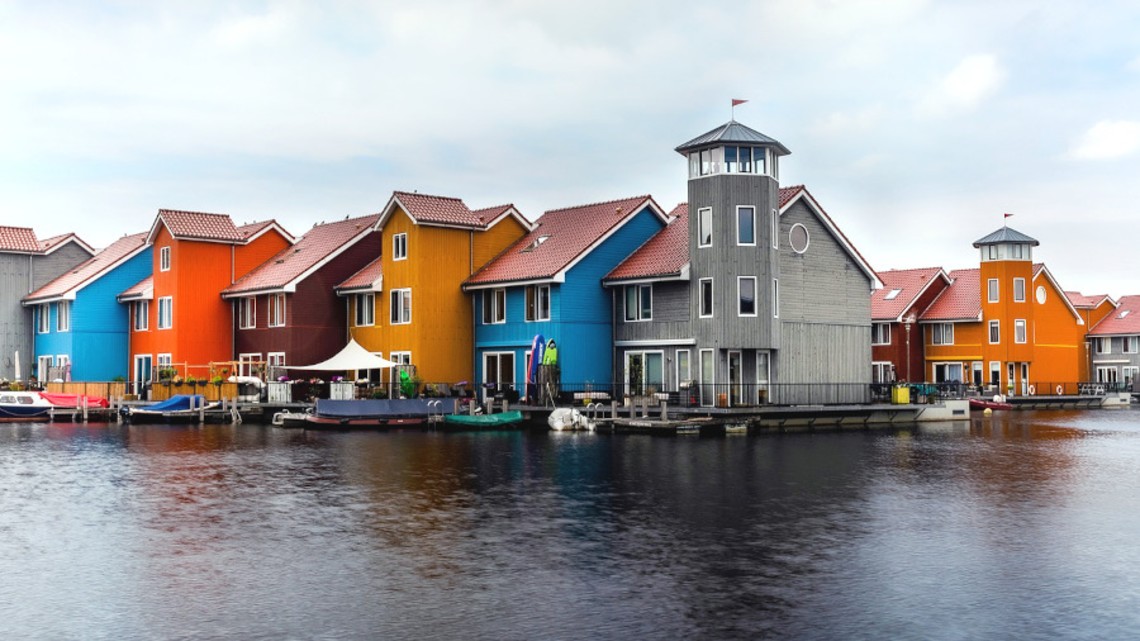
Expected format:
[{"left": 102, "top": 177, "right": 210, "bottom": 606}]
[{"left": 2, "top": 410, "right": 1140, "bottom": 640}]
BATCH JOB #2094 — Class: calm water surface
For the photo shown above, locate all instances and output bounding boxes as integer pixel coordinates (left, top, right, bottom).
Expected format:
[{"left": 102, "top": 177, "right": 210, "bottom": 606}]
[{"left": 3, "top": 410, "right": 1140, "bottom": 640}]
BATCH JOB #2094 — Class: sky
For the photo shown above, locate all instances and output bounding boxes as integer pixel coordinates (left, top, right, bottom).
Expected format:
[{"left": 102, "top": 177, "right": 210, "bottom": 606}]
[{"left": 2, "top": 1, "right": 1138, "bottom": 298}]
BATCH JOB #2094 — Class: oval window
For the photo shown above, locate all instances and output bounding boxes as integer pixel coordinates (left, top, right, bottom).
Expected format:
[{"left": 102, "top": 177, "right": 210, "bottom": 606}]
[
  {"left": 1035, "top": 285, "right": 1047, "bottom": 304},
  {"left": 789, "top": 223, "right": 810, "bottom": 254}
]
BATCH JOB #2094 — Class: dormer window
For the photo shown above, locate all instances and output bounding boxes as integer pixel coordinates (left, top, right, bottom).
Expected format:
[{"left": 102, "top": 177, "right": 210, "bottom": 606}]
[{"left": 525, "top": 235, "right": 550, "bottom": 251}]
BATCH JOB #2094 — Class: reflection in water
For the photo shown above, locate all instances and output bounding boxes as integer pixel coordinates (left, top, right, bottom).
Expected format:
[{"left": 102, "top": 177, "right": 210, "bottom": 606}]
[{"left": 2, "top": 410, "right": 1140, "bottom": 639}]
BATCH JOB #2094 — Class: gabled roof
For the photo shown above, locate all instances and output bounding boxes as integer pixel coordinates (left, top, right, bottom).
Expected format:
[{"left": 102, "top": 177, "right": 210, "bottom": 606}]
[
  {"left": 237, "top": 220, "right": 295, "bottom": 244},
  {"left": 604, "top": 204, "right": 690, "bottom": 283},
  {"left": 972, "top": 225, "right": 1039, "bottom": 247},
  {"left": 1090, "top": 295, "right": 1140, "bottom": 336},
  {"left": 781, "top": 185, "right": 881, "bottom": 289},
  {"left": 374, "top": 191, "right": 531, "bottom": 233},
  {"left": 23, "top": 233, "right": 149, "bottom": 304},
  {"left": 920, "top": 268, "right": 982, "bottom": 322},
  {"left": 871, "top": 267, "right": 951, "bottom": 322},
  {"left": 146, "top": 209, "right": 292, "bottom": 246},
  {"left": 675, "top": 120, "right": 791, "bottom": 156},
  {"left": 38, "top": 233, "right": 94, "bottom": 255},
  {"left": 1032, "top": 263, "right": 1084, "bottom": 324},
  {"left": 464, "top": 195, "right": 669, "bottom": 288},
  {"left": 117, "top": 276, "right": 154, "bottom": 302},
  {"left": 1065, "top": 291, "right": 1115, "bottom": 309},
  {"left": 336, "top": 257, "right": 383, "bottom": 294},
  {"left": 0, "top": 227, "right": 93, "bottom": 255},
  {"left": 223, "top": 214, "right": 381, "bottom": 297}
]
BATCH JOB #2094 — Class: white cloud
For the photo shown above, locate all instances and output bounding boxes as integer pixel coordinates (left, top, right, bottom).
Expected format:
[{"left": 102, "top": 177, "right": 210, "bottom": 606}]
[
  {"left": 1070, "top": 120, "right": 1140, "bottom": 160},
  {"left": 918, "top": 54, "right": 1006, "bottom": 116}
]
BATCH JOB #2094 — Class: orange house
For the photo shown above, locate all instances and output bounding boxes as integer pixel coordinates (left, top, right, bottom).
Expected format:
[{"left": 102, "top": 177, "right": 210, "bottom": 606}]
[
  {"left": 119, "top": 210, "right": 293, "bottom": 386},
  {"left": 918, "top": 226, "right": 1113, "bottom": 395},
  {"left": 335, "top": 192, "right": 530, "bottom": 386}
]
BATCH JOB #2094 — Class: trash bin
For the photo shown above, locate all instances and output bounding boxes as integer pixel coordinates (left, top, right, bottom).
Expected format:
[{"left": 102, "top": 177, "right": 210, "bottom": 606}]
[
  {"left": 717, "top": 392, "right": 728, "bottom": 408},
  {"left": 891, "top": 385, "right": 911, "bottom": 405}
]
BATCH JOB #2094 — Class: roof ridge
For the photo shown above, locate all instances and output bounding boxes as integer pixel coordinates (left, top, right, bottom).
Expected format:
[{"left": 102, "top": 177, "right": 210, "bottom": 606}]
[
  {"left": 543, "top": 194, "right": 651, "bottom": 215},
  {"left": 393, "top": 190, "right": 465, "bottom": 203},
  {"left": 159, "top": 208, "right": 231, "bottom": 217}
]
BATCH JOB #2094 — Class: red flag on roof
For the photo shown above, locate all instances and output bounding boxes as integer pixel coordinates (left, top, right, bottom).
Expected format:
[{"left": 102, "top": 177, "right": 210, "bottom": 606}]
[
  {"left": 1004, "top": 213, "right": 1014, "bottom": 218},
  {"left": 732, "top": 99, "right": 748, "bottom": 106}
]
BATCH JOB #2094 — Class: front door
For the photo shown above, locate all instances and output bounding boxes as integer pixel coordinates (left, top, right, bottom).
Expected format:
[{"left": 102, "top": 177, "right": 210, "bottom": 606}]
[
  {"left": 483, "top": 352, "right": 515, "bottom": 402},
  {"left": 728, "top": 351, "right": 742, "bottom": 406},
  {"left": 133, "top": 355, "right": 152, "bottom": 395}
]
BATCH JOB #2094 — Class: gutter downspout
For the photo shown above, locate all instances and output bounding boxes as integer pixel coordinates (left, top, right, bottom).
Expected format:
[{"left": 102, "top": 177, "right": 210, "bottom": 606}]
[{"left": 611, "top": 287, "right": 617, "bottom": 396}]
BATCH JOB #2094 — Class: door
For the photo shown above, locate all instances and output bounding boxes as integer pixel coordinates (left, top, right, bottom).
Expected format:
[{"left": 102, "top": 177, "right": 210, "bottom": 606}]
[
  {"left": 483, "top": 352, "right": 515, "bottom": 402},
  {"left": 699, "top": 349, "right": 714, "bottom": 407},
  {"left": 1020, "top": 363, "right": 1029, "bottom": 395},
  {"left": 756, "top": 351, "right": 770, "bottom": 404},
  {"left": 134, "top": 355, "right": 152, "bottom": 395},
  {"left": 728, "top": 350, "right": 742, "bottom": 406}
]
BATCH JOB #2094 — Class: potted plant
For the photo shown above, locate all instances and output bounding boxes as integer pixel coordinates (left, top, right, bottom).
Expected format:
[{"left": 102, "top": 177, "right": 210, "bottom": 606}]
[{"left": 211, "top": 375, "right": 224, "bottom": 387}]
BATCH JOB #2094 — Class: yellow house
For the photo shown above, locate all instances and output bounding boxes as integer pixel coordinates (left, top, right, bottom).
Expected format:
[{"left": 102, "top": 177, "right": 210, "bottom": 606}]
[{"left": 336, "top": 191, "right": 530, "bottom": 386}]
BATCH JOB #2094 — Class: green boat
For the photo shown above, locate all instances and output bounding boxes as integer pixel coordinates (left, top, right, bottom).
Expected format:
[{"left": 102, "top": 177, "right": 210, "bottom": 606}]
[{"left": 441, "top": 410, "right": 524, "bottom": 429}]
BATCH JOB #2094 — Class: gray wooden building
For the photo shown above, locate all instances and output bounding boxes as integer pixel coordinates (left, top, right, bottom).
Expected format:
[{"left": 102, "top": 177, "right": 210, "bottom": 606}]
[
  {"left": 0, "top": 227, "right": 94, "bottom": 382},
  {"left": 603, "top": 121, "right": 879, "bottom": 406}
]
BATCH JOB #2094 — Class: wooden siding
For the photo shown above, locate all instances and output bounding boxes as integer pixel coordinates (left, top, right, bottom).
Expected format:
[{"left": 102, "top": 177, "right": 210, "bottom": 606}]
[
  {"left": 778, "top": 200, "right": 871, "bottom": 325},
  {"left": 613, "top": 281, "right": 690, "bottom": 343},
  {"left": 473, "top": 216, "right": 529, "bottom": 272},
  {"left": 776, "top": 323, "right": 871, "bottom": 384}
]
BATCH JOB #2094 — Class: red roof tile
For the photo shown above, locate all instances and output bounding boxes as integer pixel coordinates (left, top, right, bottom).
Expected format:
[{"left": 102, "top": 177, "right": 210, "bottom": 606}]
[
  {"left": 920, "top": 268, "right": 981, "bottom": 321},
  {"left": 778, "top": 185, "right": 803, "bottom": 209},
  {"left": 25, "top": 233, "right": 148, "bottom": 303},
  {"left": 118, "top": 275, "right": 154, "bottom": 301},
  {"left": 1091, "top": 295, "right": 1140, "bottom": 335},
  {"left": 471, "top": 204, "right": 515, "bottom": 224},
  {"left": 236, "top": 220, "right": 277, "bottom": 239},
  {"left": 605, "top": 204, "right": 689, "bottom": 282},
  {"left": 156, "top": 209, "right": 244, "bottom": 242},
  {"left": 0, "top": 226, "right": 44, "bottom": 253},
  {"left": 337, "top": 257, "right": 383, "bottom": 292},
  {"left": 1065, "top": 291, "right": 1111, "bottom": 309},
  {"left": 872, "top": 267, "right": 948, "bottom": 321},
  {"left": 391, "top": 191, "right": 485, "bottom": 228},
  {"left": 225, "top": 215, "right": 380, "bottom": 296},
  {"left": 465, "top": 195, "right": 663, "bottom": 286}
]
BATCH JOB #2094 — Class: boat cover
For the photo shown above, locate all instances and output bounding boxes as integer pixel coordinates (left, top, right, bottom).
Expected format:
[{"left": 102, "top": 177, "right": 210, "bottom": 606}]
[
  {"left": 136, "top": 394, "right": 207, "bottom": 412},
  {"left": 40, "top": 393, "right": 110, "bottom": 409},
  {"left": 443, "top": 410, "right": 524, "bottom": 427},
  {"left": 315, "top": 398, "right": 441, "bottom": 419}
]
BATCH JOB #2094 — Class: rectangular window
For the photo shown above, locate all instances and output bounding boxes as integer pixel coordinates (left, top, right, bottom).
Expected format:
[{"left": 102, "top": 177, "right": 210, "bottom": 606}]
[
  {"left": 37, "top": 304, "right": 50, "bottom": 334},
  {"left": 624, "top": 284, "right": 652, "bottom": 321},
  {"left": 699, "top": 349, "right": 714, "bottom": 407},
  {"left": 355, "top": 293, "right": 375, "bottom": 326},
  {"left": 268, "top": 294, "right": 286, "bottom": 327},
  {"left": 698, "top": 207, "right": 712, "bottom": 248},
  {"left": 158, "top": 296, "right": 173, "bottom": 330},
  {"left": 238, "top": 353, "right": 261, "bottom": 377},
  {"left": 872, "top": 323, "right": 891, "bottom": 345},
  {"left": 392, "top": 233, "right": 407, "bottom": 260},
  {"left": 1124, "top": 337, "right": 1139, "bottom": 354},
  {"left": 1014, "top": 319, "right": 1027, "bottom": 344},
  {"left": 771, "top": 209, "right": 779, "bottom": 249},
  {"left": 1012, "top": 244, "right": 1024, "bottom": 259},
  {"left": 267, "top": 352, "right": 286, "bottom": 377},
  {"left": 157, "top": 353, "right": 172, "bottom": 369},
  {"left": 390, "top": 288, "right": 412, "bottom": 325},
  {"left": 159, "top": 246, "right": 171, "bottom": 271},
  {"left": 987, "top": 245, "right": 998, "bottom": 260},
  {"left": 525, "top": 285, "right": 551, "bottom": 321},
  {"left": 676, "top": 349, "right": 691, "bottom": 387},
  {"left": 736, "top": 206, "right": 756, "bottom": 245},
  {"left": 133, "top": 301, "right": 149, "bottom": 331},
  {"left": 482, "top": 289, "right": 506, "bottom": 324},
  {"left": 872, "top": 362, "right": 893, "bottom": 384},
  {"left": 989, "top": 361, "right": 1001, "bottom": 386},
  {"left": 772, "top": 278, "right": 779, "bottom": 318},
  {"left": 1096, "top": 337, "right": 1110, "bottom": 354},
  {"left": 931, "top": 323, "right": 954, "bottom": 345},
  {"left": 1123, "top": 366, "right": 1139, "bottom": 385},
  {"left": 699, "top": 278, "right": 713, "bottom": 318},
  {"left": 987, "top": 278, "right": 999, "bottom": 303},
  {"left": 1013, "top": 278, "right": 1026, "bottom": 302},
  {"left": 738, "top": 277, "right": 757, "bottom": 316},
  {"left": 56, "top": 301, "right": 70, "bottom": 332},
  {"left": 989, "top": 320, "right": 1000, "bottom": 344},
  {"left": 238, "top": 297, "right": 256, "bottom": 329},
  {"left": 37, "top": 355, "right": 53, "bottom": 380}
]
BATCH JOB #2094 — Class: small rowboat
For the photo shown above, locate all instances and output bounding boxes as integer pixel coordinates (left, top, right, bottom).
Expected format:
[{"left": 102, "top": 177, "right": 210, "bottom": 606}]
[
  {"left": 969, "top": 398, "right": 1013, "bottom": 411},
  {"left": 441, "top": 410, "right": 524, "bottom": 429}
]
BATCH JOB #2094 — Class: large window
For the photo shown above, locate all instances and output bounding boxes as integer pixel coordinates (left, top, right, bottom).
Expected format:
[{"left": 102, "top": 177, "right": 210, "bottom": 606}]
[
  {"left": 931, "top": 323, "right": 954, "bottom": 345},
  {"left": 238, "top": 353, "right": 261, "bottom": 377},
  {"left": 698, "top": 208, "right": 712, "bottom": 248},
  {"left": 1014, "top": 278, "right": 1026, "bottom": 302},
  {"left": 268, "top": 294, "right": 286, "bottom": 327},
  {"left": 738, "top": 277, "right": 757, "bottom": 317},
  {"left": 872, "top": 362, "right": 894, "bottom": 384},
  {"left": 872, "top": 323, "right": 891, "bottom": 345},
  {"left": 989, "top": 320, "right": 1001, "bottom": 344},
  {"left": 699, "top": 278, "right": 713, "bottom": 318},
  {"left": 987, "top": 278, "right": 999, "bottom": 303},
  {"left": 37, "top": 304, "right": 49, "bottom": 334},
  {"left": 482, "top": 352, "right": 515, "bottom": 399},
  {"left": 1014, "top": 319, "right": 1027, "bottom": 344},
  {"left": 482, "top": 289, "right": 506, "bottom": 324},
  {"left": 159, "top": 246, "right": 171, "bottom": 271},
  {"left": 355, "top": 293, "right": 375, "bottom": 326},
  {"left": 676, "top": 349, "right": 691, "bottom": 387},
  {"left": 736, "top": 206, "right": 755, "bottom": 245},
  {"left": 525, "top": 284, "right": 550, "bottom": 322},
  {"left": 392, "top": 233, "right": 407, "bottom": 260},
  {"left": 390, "top": 289, "right": 412, "bottom": 325},
  {"left": 133, "top": 301, "right": 149, "bottom": 331},
  {"left": 56, "top": 301, "right": 70, "bottom": 332},
  {"left": 157, "top": 297, "right": 173, "bottom": 330},
  {"left": 624, "top": 284, "right": 652, "bottom": 321},
  {"left": 238, "top": 298, "right": 256, "bottom": 329},
  {"left": 626, "top": 351, "right": 664, "bottom": 396},
  {"left": 1123, "top": 336, "right": 1139, "bottom": 354}
]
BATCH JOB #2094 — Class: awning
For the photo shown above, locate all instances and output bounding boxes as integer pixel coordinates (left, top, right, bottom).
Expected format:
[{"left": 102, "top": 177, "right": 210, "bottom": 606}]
[{"left": 287, "top": 338, "right": 397, "bottom": 371}]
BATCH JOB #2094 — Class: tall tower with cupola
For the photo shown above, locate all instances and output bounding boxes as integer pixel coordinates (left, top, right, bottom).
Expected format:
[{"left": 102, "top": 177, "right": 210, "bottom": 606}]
[{"left": 973, "top": 225, "right": 1039, "bottom": 388}]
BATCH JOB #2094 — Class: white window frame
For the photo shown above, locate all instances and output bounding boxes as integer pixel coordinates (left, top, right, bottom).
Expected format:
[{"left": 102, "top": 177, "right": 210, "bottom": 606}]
[
  {"left": 268, "top": 293, "right": 286, "bottom": 328},
  {"left": 392, "top": 233, "right": 407, "bottom": 261},
  {"left": 56, "top": 301, "right": 70, "bottom": 332},
  {"left": 1014, "top": 319, "right": 1027, "bottom": 344},
  {"left": 525, "top": 284, "right": 551, "bottom": 322},
  {"left": 872, "top": 323, "right": 891, "bottom": 345},
  {"left": 157, "top": 296, "right": 173, "bottom": 330},
  {"left": 1123, "top": 366, "right": 1139, "bottom": 385},
  {"left": 736, "top": 205, "right": 756, "bottom": 246},
  {"left": 625, "top": 350, "right": 665, "bottom": 397},
  {"left": 676, "top": 349, "right": 691, "bottom": 388},
  {"left": 238, "top": 297, "right": 256, "bottom": 330},
  {"left": 37, "top": 355, "right": 53, "bottom": 380},
  {"left": 1013, "top": 278, "right": 1026, "bottom": 303},
  {"left": 355, "top": 293, "right": 375, "bottom": 327},
  {"left": 699, "top": 348, "right": 715, "bottom": 407},
  {"left": 238, "top": 353, "right": 261, "bottom": 377},
  {"left": 931, "top": 323, "right": 954, "bottom": 345},
  {"left": 624, "top": 284, "right": 652, "bottom": 322},
  {"left": 159, "top": 246, "right": 171, "bottom": 271},
  {"left": 771, "top": 209, "right": 779, "bottom": 250},
  {"left": 697, "top": 207, "right": 713, "bottom": 248},
  {"left": 1123, "top": 336, "right": 1139, "bottom": 354},
  {"left": 989, "top": 320, "right": 1001, "bottom": 344},
  {"left": 267, "top": 352, "right": 286, "bottom": 375},
  {"left": 989, "top": 361, "right": 1001, "bottom": 387},
  {"left": 37, "top": 304, "right": 50, "bottom": 334},
  {"left": 1096, "top": 337, "right": 1110, "bottom": 355},
  {"left": 698, "top": 278, "right": 714, "bottom": 318},
  {"left": 772, "top": 278, "right": 779, "bottom": 318},
  {"left": 738, "top": 276, "right": 757, "bottom": 317},
  {"left": 872, "top": 361, "right": 893, "bottom": 384},
  {"left": 134, "top": 300, "right": 149, "bottom": 331},
  {"left": 483, "top": 288, "right": 506, "bottom": 324},
  {"left": 390, "top": 288, "right": 412, "bottom": 325},
  {"left": 987, "top": 278, "right": 999, "bottom": 303}
]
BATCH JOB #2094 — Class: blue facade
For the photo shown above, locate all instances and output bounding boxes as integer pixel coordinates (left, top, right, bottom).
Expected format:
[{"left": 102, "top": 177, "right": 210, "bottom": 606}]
[
  {"left": 33, "top": 247, "right": 152, "bottom": 381},
  {"left": 472, "top": 206, "right": 665, "bottom": 393}
]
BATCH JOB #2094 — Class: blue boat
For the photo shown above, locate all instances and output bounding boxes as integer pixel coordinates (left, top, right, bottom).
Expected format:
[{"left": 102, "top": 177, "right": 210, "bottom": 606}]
[
  {"left": 0, "top": 391, "right": 54, "bottom": 421},
  {"left": 122, "top": 394, "right": 216, "bottom": 422}
]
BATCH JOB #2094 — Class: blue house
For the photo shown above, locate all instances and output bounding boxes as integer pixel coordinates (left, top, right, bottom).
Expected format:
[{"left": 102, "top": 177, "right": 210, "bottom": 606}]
[
  {"left": 462, "top": 195, "right": 669, "bottom": 399},
  {"left": 22, "top": 233, "right": 152, "bottom": 381}
]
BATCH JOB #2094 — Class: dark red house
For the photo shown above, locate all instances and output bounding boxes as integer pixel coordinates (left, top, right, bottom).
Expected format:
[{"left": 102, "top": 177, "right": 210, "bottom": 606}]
[
  {"left": 871, "top": 267, "right": 951, "bottom": 383},
  {"left": 221, "top": 214, "right": 381, "bottom": 375}
]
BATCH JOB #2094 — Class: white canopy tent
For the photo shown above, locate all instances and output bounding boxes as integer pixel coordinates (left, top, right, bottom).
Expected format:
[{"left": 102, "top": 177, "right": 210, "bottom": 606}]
[{"left": 287, "top": 339, "right": 397, "bottom": 371}]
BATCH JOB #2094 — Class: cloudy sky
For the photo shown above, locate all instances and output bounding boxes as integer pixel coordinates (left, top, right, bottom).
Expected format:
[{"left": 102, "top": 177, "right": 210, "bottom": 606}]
[{"left": 2, "top": 1, "right": 1138, "bottom": 297}]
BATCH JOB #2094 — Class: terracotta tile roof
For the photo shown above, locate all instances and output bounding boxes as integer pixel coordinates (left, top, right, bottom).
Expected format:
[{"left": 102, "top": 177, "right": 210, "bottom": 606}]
[
  {"left": 465, "top": 195, "right": 663, "bottom": 286},
  {"left": 224, "top": 215, "right": 380, "bottom": 295},
  {"left": 38, "top": 233, "right": 74, "bottom": 252},
  {"left": 872, "top": 267, "right": 948, "bottom": 321},
  {"left": 392, "top": 191, "right": 485, "bottom": 228},
  {"left": 0, "top": 226, "right": 44, "bottom": 253},
  {"left": 156, "top": 209, "right": 246, "bottom": 242},
  {"left": 336, "top": 257, "right": 383, "bottom": 292},
  {"left": 24, "top": 233, "right": 148, "bottom": 303},
  {"left": 920, "top": 268, "right": 981, "bottom": 321},
  {"left": 118, "top": 275, "right": 154, "bottom": 301},
  {"left": 1065, "top": 291, "right": 1110, "bottom": 308},
  {"left": 1091, "top": 295, "right": 1140, "bottom": 335},
  {"left": 471, "top": 204, "right": 515, "bottom": 224},
  {"left": 604, "top": 204, "right": 689, "bottom": 282},
  {"left": 778, "top": 185, "right": 803, "bottom": 209},
  {"left": 236, "top": 220, "right": 277, "bottom": 239}
]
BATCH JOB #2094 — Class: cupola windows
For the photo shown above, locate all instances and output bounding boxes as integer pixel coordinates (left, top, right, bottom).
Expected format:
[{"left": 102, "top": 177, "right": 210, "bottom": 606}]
[{"left": 688, "top": 146, "right": 777, "bottom": 179}]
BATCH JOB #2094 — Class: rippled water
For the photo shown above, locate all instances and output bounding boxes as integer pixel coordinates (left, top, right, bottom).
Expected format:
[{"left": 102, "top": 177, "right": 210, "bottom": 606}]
[{"left": 3, "top": 410, "right": 1140, "bottom": 639}]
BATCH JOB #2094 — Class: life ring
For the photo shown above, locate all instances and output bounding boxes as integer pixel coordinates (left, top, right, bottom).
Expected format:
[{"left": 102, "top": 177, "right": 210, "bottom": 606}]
[
  {"left": 1027, "top": 384, "right": 1035, "bottom": 396},
  {"left": 1056, "top": 384, "right": 1063, "bottom": 395}
]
